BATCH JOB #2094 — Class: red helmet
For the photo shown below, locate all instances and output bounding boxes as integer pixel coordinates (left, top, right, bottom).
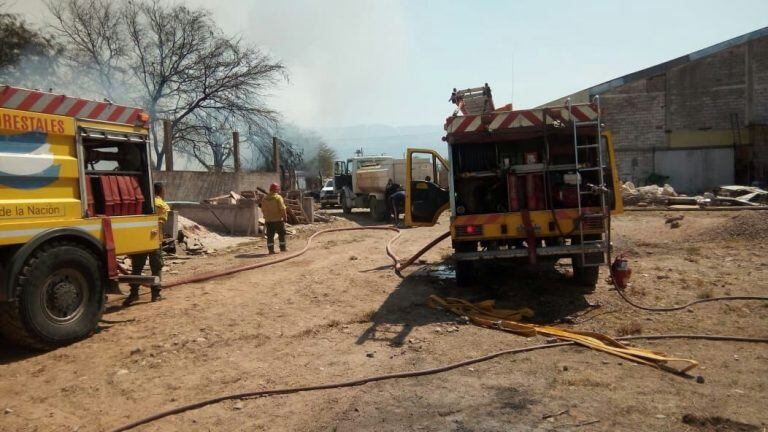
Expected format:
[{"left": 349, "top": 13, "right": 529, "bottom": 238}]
[{"left": 269, "top": 182, "right": 280, "bottom": 192}]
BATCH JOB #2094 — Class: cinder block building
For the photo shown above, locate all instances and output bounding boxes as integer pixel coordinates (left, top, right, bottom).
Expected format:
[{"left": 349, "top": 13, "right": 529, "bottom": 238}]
[{"left": 544, "top": 27, "right": 768, "bottom": 193}]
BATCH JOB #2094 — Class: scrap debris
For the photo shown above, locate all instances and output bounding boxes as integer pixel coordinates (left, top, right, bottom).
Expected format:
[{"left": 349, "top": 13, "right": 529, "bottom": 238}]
[
  {"left": 177, "top": 215, "right": 225, "bottom": 255},
  {"left": 622, "top": 182, "right": 768, "bottom": 208}
]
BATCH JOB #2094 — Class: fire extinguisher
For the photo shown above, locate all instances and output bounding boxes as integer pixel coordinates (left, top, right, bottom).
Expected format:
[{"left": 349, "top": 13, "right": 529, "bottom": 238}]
[{"left": 610, "top": 255, "right": 632, "bottom": 289}]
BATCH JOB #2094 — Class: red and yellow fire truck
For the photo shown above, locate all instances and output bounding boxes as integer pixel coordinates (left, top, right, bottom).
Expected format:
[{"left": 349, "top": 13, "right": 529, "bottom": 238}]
[{"left": 404, "top": 86, "right": 623, "bottom": 287}]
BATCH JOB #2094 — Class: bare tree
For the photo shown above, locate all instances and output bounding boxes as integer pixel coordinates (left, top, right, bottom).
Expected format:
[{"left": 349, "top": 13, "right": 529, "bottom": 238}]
[
  {"left": 47, "top": 0, "right": 128, "bottom": 100},
  {"left": 123, "top": 1, "right": 286, "bottom": 169},
  {"left": 173, "top": 113, "right": 231, "bottom": 171},
  {"left": 45, "top": 0, "right": 287, "bottom": 170}
]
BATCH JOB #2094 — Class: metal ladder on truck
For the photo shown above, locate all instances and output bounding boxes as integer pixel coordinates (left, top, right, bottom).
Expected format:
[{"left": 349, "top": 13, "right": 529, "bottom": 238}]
[{"left": 567, "top": 96, "right": 611, "bottom": 268}]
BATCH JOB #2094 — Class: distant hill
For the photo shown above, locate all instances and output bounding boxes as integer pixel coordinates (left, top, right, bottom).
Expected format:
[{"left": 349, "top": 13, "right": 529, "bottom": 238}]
[{"left": 314, "top": 124, "right": 446, "bottom": 159}]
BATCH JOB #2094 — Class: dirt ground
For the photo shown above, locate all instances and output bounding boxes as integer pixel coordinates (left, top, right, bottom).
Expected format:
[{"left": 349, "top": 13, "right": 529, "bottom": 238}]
[{"left": 1, "top": 210, "right": 767, "bottom": 432}]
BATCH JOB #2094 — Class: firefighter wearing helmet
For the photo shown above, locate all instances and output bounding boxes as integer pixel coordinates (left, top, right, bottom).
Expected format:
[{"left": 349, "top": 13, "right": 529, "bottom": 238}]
[{"left": 260, "top": 182, "right": 288, "bottom": 253}]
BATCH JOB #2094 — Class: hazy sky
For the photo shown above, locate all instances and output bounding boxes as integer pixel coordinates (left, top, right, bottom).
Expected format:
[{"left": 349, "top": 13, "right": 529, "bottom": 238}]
[{"left": 7, "top": 0, "right": 768, "bottom": 129}]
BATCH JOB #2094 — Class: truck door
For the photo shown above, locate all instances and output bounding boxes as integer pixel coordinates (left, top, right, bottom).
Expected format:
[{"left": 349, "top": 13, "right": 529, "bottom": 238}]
[
  {"left": 333, "top": 160, "right": 351, "bottom": 191},
  {"left": 404, "top": 149, "right": 450, "bottom": 227}
]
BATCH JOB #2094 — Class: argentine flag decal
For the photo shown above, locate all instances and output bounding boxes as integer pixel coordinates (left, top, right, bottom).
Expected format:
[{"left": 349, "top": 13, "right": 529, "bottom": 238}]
[{"left": 0, "top": 132, "right": 62, "bottom": 189}]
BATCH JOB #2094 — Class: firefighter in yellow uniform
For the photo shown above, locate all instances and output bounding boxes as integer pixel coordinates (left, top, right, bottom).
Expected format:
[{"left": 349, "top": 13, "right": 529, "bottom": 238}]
[
  {"left": 261, "top": 183, "right": 288, "bottom": 254},
  {"left": 123, "top": 182, "right": 170, "bottom": 306}
]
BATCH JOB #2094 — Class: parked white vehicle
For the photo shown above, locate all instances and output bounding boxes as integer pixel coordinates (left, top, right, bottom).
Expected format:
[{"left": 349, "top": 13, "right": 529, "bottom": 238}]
[
  {"left": 319, "top": 179, "right": 339, "bottom": 208},
  {"left": 334, "top": 155, "right": 436, "bottom": 220}
]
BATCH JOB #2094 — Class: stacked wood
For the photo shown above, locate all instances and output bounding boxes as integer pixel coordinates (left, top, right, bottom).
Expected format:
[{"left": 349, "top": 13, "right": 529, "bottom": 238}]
[{"left": 284, "top": 198, "right": 308, "bottom": 224}]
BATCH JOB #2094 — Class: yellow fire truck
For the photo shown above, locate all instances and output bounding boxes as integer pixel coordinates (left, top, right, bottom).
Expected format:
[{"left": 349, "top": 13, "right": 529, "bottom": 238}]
[
  {"left": 0, "top": 85, "right": 160, "bottom": 348},
  {"left": 405, "top": 86, "right": 622, "bottom": 287}
]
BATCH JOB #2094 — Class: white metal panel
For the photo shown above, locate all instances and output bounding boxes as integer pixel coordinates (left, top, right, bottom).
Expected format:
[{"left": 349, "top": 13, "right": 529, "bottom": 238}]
[{"left": 654, "top": 147, "right": 734, "bottom": 194}]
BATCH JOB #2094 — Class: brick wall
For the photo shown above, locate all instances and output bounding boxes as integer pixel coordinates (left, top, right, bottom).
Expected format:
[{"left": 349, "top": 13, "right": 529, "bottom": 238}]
[
  {"left": 667, "top": 46, "right": 746, "bottom": 130},
  {"left": 601, "top": 78, "right": 666, "bottom": 182},
  {"left": 750, "top": 37, "right": 768, "bottom": 124},
  {"left": 593, "top": 35, "right": 768, "bottom": 187}
]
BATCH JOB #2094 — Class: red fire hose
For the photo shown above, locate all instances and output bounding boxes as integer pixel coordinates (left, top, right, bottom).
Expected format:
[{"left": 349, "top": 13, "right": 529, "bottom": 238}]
[
  {"left": 115, "top": 227, "right": 450, "bottom": 300},
  {"left": 162, "top": 226, "right": 410, "bottom": 289}
]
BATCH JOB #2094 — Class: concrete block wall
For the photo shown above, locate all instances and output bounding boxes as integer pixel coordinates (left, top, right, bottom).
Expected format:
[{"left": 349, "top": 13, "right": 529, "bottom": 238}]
[
  {"left": 667, "top": 46, "right": 746, "bottom": 130},
  {"left": 172, "top": 201, "right": 263, "bottom": 235},
  {"left": 754, "top": 38, "right": 768, "bottom": 124},
  {"left": 593, "top": 35, "right": 768, "bottom": 187},
  {"left": 153, "top": 170, "right": 280, "bottom": 202},
  {"left": 751, "top": 38, "right": 768, "bottom": 183},
  {"left": 752, "top": 125, "right": 768, "bottom": 183},
  {"left": 601, "top": 78, "right": 665, "bottom": 182}
]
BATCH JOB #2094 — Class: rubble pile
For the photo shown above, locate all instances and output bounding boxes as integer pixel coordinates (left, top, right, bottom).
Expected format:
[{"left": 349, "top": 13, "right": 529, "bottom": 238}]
[
  {"left": 621, "top": 182, "right": 677, "bottom": 206},
  {"left": 622, "top": 182, "right": 768, "bottom": 208},
  {"left": 177, "top": 215, "right": 224, "bottom": 255}
]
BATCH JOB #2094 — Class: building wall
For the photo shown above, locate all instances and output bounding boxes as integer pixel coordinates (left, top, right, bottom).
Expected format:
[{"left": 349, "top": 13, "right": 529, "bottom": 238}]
[
  {"left": 593, "top": 35, "right": 768, "bottom": 190},
  {"left": 153, "top": 170, "right": 280, "bottom": 202},
  {"left": 601, "top": 78, "right": 666, "bottom": 182},
  {"left": 171, "top": 202, "right": 262, "bottom": 235}
]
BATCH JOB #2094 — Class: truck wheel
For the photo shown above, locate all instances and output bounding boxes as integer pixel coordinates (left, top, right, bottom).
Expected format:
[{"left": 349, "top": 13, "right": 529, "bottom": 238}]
[
  {"left": 572, "top": 263, "right": 600, "bottom": 289},
  {"left": 0, "top": 242, "right": 104, "bottom": 349},
  {"left": 368, "top": 197, "right": 386, "bottom": 221},
  {"left": 341, "top": 191, "right": 352, "bottom": 214},
  {"left": 455, "top": 260, "right": 474, "bottom": 287}
]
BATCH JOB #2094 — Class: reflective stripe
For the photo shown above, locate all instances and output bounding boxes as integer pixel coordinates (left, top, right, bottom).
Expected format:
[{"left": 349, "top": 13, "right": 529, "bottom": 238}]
[
  {"left": 113, "top": 221, "right": 158, "bottom": 229},
  {"left": 0, "top": 224, "right": 99, "bottom": 239},
  {"left": 0, "top": 220, "right": 157, "bottom": 239}
]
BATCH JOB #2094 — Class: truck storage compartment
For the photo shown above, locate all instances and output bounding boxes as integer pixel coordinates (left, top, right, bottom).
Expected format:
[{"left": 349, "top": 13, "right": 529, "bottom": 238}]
[
  {"left": 81, "top": 131, "right": 153, "bottom": 216},
  {"left": 451, "top": 128, "right": 615, "bottom": 217}
]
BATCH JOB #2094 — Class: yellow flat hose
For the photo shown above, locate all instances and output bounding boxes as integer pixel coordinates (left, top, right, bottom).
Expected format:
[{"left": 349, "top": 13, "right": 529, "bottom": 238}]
[{"left": 427, "top": 295, "right": 699, "bottom": 373}]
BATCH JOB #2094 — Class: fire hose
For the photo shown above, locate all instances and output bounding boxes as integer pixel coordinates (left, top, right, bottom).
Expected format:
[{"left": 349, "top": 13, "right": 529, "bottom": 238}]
[
  {"left": 108, "top": 226, "right": 768, "bottom": 431},
  {"left": 113, "top": 226, "right": 449, "bottom": 304},
  {"left": 108, "top": 333, "right": 768, "bottom": 432}
]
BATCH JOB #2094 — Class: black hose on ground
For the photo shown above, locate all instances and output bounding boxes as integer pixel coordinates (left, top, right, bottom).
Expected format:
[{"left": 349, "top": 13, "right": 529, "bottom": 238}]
[
  {"left": 610, "top": 282, "right": 768, "bottom": 312},
  {"left": 108, "top": 333, "right": 768, "bottom": 432},
  {"left": 106, "top": 229, "right": 768, "bottom": 431}
]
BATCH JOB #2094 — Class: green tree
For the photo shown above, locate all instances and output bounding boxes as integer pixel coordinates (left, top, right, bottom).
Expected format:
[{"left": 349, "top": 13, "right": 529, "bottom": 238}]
[{"left": 314, "top": 142, "right": 337, "bottom": 179}]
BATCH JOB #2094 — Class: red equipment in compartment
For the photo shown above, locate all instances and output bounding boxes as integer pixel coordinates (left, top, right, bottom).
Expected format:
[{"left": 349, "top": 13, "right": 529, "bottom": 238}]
[
  {"left": 557, "top": 185, "right": 579, "bottom": 208},
  {"left": 129, "top": 177, "right": 145, "bottom": 214},
  {"left": 85, "top": 176, "right": 96, "bottom": 217},
  {"left": 99, "top": 176, "right": 120, "bottom": 216},
  {"left": 525, "top": 173, "right": 545, "bottom": 210},
  {"left": 115, "top": 176, "right": 135, "bottom": 215},
  {"left": 507, "top": 173, "right": 520, "bottom": 211}
]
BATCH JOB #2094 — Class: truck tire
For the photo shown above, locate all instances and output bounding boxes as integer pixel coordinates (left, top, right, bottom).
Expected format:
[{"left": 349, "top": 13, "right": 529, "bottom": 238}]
[
  {"left": 341, "top": 191, "right": 352, "bottom": 214},
  {"left": 368, "top": 197, "right": 387, "bottom": 221},
  {"left": 0, "top": 241, "right": 104, "bottom": 349},
  {"left": 455, "top": 260, "right": 474, "bottom": 287},
  {"left": 572, "top": 263, "right": 600, "bottom": 289}
]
